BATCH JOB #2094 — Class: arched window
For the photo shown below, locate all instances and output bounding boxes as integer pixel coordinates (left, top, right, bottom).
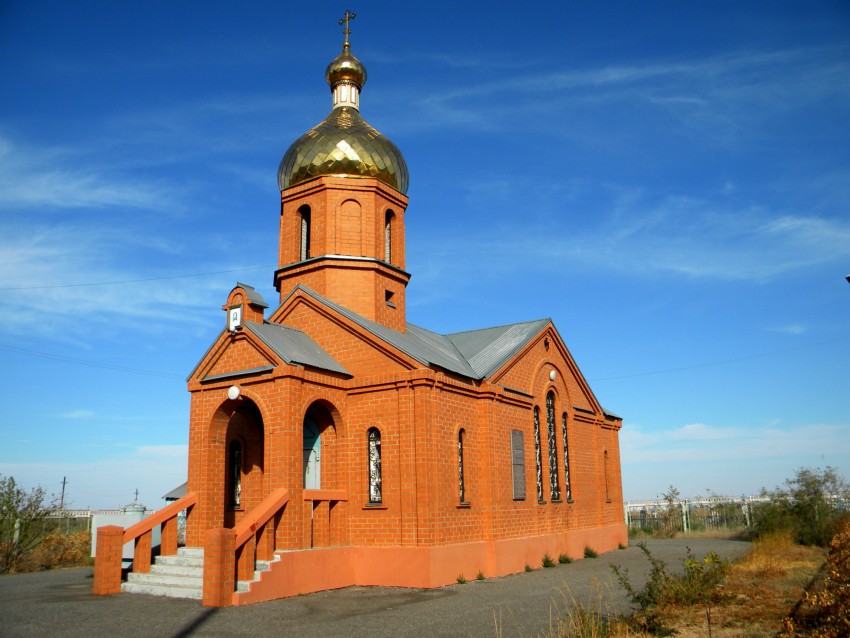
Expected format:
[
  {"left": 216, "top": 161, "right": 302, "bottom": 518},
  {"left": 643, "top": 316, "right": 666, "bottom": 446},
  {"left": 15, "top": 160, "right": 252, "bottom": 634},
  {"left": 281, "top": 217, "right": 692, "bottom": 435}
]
[
  {"left": 533, "top": 407, "right": 543, "bottom": 502},
  {"left": 303, "top": 417, "right": 321, "bottom": 489},
  {"left": 367, "top": 428, "right": 382, "bottom": 504},
  {"left": 228, "top": 439, "right": 242, "bottom": 508},
  {"left": 458, "top": 429, "right": 467, "bottom": 504},
  {"left": 604, "top": 450, "right": 610, "bottom": 501},
  {"left": 384, "top": 210, "right": 394, "bottom": 263},
  {"left": 562, "top": 412, "right": 572, "bottom": 501},
  {"left": 546, "top": 392, "right": 561, "bottom": 501},
  {"left": 299, "top": 205, "right": 311, "bottom": 261}
]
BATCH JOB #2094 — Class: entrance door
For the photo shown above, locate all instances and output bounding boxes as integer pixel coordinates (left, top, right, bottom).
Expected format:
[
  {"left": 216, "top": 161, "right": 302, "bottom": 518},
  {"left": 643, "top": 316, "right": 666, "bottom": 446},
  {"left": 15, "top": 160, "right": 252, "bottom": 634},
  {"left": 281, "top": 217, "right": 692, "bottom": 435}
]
[{"left": 303, "top": 417, "right": 321, "bottom": 489}]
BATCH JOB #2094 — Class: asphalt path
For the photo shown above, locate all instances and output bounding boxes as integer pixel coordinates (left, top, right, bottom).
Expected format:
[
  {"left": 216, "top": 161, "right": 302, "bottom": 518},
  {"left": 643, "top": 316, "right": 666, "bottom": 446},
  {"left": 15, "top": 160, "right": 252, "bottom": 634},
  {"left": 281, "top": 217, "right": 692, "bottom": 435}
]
[{"left": 0, "top": 538, "right": 749, "bottom": 637}]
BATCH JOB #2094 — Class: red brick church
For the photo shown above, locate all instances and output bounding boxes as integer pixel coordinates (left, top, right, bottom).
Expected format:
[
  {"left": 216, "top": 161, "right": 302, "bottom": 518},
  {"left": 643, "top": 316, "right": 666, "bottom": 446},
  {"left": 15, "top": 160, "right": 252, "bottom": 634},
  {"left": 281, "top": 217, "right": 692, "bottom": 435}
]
[{"left": 94, "top": 17, "right": 626, "bottom": 606}]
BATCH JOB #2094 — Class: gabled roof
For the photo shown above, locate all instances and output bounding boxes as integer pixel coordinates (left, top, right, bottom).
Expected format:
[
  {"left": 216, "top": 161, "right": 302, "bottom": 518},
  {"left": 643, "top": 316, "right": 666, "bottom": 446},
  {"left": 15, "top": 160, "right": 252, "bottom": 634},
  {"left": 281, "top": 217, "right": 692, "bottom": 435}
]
[
  {"left": 236, "top": 282, "right": 269, "bottom": 308},
  {"left": 280, "top": 285, "right": 550, "bottom": 381},
  {"left": 446, "top": 319, "right": 552, "bottom": 379},
  {"left": 245, "top": 321, "right": 350, "bottom": 376}
]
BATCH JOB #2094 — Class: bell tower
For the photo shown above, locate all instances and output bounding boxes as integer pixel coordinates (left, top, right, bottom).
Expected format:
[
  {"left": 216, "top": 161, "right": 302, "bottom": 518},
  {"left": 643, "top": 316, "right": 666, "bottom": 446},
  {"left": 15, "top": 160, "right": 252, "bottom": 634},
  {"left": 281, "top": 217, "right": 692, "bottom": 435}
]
[{"left": 274, "top": 12, "right": 410, "bottom": 332}]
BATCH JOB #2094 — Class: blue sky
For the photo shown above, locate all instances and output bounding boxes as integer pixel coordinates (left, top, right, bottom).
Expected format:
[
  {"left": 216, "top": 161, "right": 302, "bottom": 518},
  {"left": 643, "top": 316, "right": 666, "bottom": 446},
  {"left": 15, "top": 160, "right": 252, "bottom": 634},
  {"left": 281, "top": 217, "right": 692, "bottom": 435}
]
[{"left": 1, "top": 2, "right": 848, "bottom": 509}]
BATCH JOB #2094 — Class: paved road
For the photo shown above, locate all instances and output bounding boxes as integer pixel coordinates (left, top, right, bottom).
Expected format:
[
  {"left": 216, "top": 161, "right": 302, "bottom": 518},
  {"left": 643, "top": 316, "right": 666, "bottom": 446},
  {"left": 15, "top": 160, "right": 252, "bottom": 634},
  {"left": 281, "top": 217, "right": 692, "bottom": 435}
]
[{"left": 0, "top": 538, "right": 748, "bottom": 638}]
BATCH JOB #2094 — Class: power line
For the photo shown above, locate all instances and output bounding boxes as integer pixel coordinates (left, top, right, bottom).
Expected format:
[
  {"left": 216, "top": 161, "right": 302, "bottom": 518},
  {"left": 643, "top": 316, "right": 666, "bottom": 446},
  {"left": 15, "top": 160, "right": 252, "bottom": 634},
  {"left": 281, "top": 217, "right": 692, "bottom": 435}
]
[
  {"left": 3, "top": 332, "right": 847, "bottom": 384},
  {"left": 589, "top": 336, "right": 850, "bottom": 382},
  {"left": 0, "top": 345, "right": 183, "bottom": 379},
  {"left": 0, "top": 265, "right": 274, "bottom": 291}
]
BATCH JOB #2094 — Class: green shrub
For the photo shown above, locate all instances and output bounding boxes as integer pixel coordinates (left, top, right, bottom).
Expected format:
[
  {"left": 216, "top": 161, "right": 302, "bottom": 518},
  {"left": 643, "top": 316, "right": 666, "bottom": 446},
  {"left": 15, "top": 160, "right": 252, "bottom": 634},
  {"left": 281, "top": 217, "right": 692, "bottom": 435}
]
[
  {"left": 475, "top": 570, "right": 485, "bottom": 580},
  {"left": 542, "top": 553, "right": 555, "bottom": 568},
  {"left": 524, "top": 564, "right": 533, "bottom": 572},
  {"left": 456, "top": 573, "right": 467, "bottom": 584},
  {"left": 750, "top": 466, "right": 850, "bottom": 547},
  {"left": 612, "top": 543, "right": 728, "bottom": 623},
  {"left": 558, "top": 553, "right": 572, "bottom": 564},
  {"left": 583, "top": 546, "right": 598, "bottom": 558}
]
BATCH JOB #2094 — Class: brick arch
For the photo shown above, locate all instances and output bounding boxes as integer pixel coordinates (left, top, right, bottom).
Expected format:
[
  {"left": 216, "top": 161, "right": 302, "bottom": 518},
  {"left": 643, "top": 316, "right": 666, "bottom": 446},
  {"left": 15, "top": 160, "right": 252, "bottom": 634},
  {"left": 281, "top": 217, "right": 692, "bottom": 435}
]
[
  {"left": 207, "top": 386, "right": 269, "bottom": 447},
  {"left": 302, "top": 399, "right": 343, "bottom": 491},
  {"left": 201, "top": 394, "right": 266, "bottom": 530},
  {"left": 529, "top": 358, "right": 572, "bottom": 409}
]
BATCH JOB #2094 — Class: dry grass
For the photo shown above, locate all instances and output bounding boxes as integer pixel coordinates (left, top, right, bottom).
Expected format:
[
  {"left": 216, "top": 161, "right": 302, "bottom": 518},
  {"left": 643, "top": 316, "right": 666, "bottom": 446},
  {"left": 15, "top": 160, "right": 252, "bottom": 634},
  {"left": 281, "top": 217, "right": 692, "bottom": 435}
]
[
  {"left": 647, "top": 532, "right": 824, "bottom": 638},
  {"left": 538, "top": 532, "right": 825, "bottom": 638},
  {"left": 540, "top": 581, "right": 636, "bottom": 638}
]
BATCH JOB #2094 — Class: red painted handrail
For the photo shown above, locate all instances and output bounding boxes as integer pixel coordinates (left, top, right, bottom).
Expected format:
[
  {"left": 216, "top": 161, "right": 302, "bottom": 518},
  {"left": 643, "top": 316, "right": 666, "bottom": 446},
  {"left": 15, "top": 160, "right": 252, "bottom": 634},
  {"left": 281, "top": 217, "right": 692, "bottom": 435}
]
[
  {"left": 233, "top": 488, "right": 290, "bottom": 548},
  {"left": 123, "top": 491, "right": 198, "bottom": 544}
]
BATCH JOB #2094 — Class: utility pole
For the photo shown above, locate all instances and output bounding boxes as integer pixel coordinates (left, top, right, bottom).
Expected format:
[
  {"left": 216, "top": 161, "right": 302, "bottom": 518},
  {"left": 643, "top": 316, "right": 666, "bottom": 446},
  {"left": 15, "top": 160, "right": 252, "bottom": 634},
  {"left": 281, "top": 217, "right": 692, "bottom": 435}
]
[{"left": 60, "top": 476, "right": 67, "bottom": 510}]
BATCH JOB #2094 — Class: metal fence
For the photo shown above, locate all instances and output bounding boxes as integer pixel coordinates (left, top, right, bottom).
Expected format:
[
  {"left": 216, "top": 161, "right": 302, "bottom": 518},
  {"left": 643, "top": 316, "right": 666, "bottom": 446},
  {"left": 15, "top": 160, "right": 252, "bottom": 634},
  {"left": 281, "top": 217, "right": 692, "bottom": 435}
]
[{"left": 624, "top": 496, "right": 769, "bottom": 534}]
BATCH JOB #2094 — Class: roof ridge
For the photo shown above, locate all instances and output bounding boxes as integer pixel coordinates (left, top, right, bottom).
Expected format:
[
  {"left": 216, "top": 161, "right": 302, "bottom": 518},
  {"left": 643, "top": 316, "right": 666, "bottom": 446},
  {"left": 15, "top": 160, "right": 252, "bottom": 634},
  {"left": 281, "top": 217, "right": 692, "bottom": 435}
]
[{"left": 445, "top": 317, "right": 550, "bottom": 338}]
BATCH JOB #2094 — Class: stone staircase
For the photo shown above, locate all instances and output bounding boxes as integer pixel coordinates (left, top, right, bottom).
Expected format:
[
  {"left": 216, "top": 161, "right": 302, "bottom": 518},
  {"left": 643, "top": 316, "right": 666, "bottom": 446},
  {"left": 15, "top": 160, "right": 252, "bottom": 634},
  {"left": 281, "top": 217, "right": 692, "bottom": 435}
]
[{"left": 122, "top": 547, "right": 277, "bottom": 600}]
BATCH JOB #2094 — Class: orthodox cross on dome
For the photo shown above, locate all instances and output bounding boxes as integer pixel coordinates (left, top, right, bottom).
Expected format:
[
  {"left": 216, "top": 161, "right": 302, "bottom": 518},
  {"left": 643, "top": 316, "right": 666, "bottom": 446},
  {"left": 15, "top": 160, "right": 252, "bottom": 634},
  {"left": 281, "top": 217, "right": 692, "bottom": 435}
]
[{"left": 339, "top": 9, "right": 356, "bottom": 46}]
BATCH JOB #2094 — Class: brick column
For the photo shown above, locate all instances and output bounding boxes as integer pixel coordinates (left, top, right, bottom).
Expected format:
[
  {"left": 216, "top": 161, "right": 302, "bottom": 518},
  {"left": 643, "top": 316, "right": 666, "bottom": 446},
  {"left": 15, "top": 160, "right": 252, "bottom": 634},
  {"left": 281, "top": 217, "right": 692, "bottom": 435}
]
[
  {"left": 93, "top": 526, "right": 124, "bottom": 595},
  {"left": 133, "top": 529, "right": 152, "bottom": 573},
  {"left": 256, "top": 519, "right": 274, "bottom": 561},
  {"left": 236, "top": 535, "right": 255, "bottom": 582},
  {"left": 203, "top": 527, "right": 235, "bottom": 607},
  {"left": 313, "top": 500, "right": 329, "bottom": 547},
  {"left": 161, "top": 516, "right": 178, "bottom": 556},
  {"left": 329, "top": 500, "right": 347, "bottom": 547}
]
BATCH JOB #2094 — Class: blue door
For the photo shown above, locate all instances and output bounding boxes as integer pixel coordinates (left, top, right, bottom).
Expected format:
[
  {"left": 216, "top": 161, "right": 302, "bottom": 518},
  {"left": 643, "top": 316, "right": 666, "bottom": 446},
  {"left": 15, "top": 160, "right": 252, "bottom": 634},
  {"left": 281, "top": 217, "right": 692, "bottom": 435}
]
[{"left": 303, "top": 417, "right": 321, "bottom": 489}]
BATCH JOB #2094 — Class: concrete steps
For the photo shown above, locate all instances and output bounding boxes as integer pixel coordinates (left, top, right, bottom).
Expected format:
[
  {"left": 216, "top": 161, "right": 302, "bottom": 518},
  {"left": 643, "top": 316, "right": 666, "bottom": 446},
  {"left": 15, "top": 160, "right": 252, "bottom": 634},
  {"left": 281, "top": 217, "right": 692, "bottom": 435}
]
[
  {"left": 121, "top": 547, "right": 277, "bottom": 600},
  {"left": 122, "top": 547, "right": 204, "bottom": 600},
  {"left": 237, "top": 556, "right": 278, "bottom": 594}
]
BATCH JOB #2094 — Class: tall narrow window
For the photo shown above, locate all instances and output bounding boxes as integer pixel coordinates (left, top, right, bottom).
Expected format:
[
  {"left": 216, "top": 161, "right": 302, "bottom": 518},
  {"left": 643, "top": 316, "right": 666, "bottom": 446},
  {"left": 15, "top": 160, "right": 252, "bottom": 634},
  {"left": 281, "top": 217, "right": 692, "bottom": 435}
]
[
  {"left": 562, "top": 412, "right": 572, "bottom": 501},
  {"left": 458, "top": 429, "right": 466, "bottom": 504},
  {"left": 384, "top": 211, "right": 393, "bottom": 263},
  {"left": 604, "top": 450, "right": 610, "bottom": 501},
  {"left": 510, "top": 430, "right": 525, "bottom": 500},
  {"left": 303, "top": 417, "right": 321, "bottom": 489},
  {"left": 228, "top": 440, "right": 242, "bottom": 508},
  {"left": 533, "top": 407, "right": 544, "bottom": 502},
  {"left": 299, "top": 205, "right": 311, "bottom": 261},
  {"left": 367, "top": 428, "right": 382, "bottom": 504},
  {"left": 546, "top": 392, "right": 561, "bottom": 501}
]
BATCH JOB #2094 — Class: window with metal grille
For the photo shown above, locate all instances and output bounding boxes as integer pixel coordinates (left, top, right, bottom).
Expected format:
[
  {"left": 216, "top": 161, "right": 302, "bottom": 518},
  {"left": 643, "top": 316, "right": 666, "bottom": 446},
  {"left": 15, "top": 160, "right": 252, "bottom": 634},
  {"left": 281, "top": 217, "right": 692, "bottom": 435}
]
[
  {"left": 228, "top": 439, "right": 242, "bottom": 508},
  {"left": 533, "top": 407, "right": 543, "bottom": 502},
  {"left": 367, "top": 428, "right": 382, "bottom": 504},
  {"left": 458, "top": 429, "right": 467, "bottom": 504},
  {"left": 562, "top": 412, "right": 572, "bottom": 501},
  {"left": 546, "top": 392, "right": 561, "bottom": 501}
]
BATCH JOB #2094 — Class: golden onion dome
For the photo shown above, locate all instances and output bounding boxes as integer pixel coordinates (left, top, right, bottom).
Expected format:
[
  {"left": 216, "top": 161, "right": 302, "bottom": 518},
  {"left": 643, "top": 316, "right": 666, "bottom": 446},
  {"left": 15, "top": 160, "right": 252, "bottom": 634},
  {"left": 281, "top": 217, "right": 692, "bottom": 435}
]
[
  {"left": 325, "top": 42, "right": 367, "bottom": 90},
  {"left": 278, "top": 41, "right": 408, "bottom": 195}
]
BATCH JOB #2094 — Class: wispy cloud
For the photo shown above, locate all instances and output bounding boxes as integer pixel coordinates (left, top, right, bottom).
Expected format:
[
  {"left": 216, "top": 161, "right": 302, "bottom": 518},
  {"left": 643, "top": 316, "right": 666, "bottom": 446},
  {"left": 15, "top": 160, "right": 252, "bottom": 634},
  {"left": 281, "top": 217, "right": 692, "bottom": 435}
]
[
  {"left": 0, "top": 136, "right": 179, "bottom": 211},
  {"left": 0, "top": 221, "right": 249, "bottom": 342},
  {"left": 621, "top": 421, "right": 850, "bottom": 464},
  {"left": 413, "top": 189, "right": 850, "bottom": 283},
  {"left": 383, "top": 44, "right": 850, "bottom": 159},
  {"left": 0, "top": 444, "right": 188, "bottom": 508},
  {"left": 768, "top": 324, "right": 807, "bottom": 335},
  {"left": 58, "top": 410, "right": 94, "bottom": 419}
]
